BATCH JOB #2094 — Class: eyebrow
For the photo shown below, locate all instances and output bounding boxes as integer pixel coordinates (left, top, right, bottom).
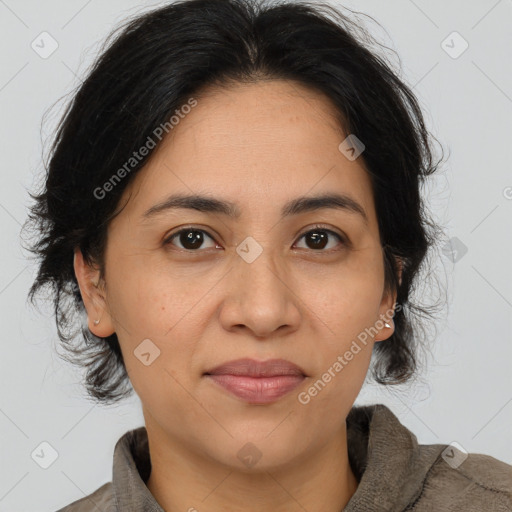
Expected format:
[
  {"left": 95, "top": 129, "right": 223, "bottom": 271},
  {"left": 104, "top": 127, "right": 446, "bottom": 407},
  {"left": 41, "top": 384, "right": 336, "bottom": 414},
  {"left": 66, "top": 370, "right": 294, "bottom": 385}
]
[{"left": 142, "top": 192, "right": 368, "bottom": 225}]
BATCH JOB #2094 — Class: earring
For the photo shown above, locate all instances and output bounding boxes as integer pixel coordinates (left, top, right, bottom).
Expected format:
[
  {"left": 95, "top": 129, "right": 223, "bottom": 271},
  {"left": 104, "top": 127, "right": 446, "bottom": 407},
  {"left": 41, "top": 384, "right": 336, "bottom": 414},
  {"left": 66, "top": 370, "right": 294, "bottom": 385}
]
[
  {"left": 384, "top": 322, "right": 391, "bottom": 328},
  {"left": 93, "top": 319, "right": 100, "bottom": 325}
]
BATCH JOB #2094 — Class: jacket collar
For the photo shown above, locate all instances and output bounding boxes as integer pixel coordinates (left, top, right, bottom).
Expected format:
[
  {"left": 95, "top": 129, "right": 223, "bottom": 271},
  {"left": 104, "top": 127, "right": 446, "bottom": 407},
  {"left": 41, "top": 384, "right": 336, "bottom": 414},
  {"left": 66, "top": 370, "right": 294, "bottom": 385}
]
[
  {"left": 113, "top": 426, "right": 163, "bottom": 511},
  {"left": 344, "top": 404, "right": 443, "bottom": 511},
  {"left": 112, "top": 403, "right": 443, "bottom": 511}
]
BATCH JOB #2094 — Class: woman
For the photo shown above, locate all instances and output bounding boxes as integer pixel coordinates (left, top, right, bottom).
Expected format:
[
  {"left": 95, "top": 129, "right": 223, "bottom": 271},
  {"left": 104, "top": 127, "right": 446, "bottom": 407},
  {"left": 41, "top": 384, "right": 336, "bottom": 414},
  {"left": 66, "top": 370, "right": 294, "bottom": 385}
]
[{"left": 26, "top": 0, "right": 512, "bottom": 510}]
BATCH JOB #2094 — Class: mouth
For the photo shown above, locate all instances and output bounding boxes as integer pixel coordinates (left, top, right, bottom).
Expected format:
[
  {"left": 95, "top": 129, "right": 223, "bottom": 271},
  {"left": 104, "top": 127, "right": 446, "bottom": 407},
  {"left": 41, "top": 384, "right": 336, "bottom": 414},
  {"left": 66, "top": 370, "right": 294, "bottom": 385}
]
[
  {"left": 203, "top": 358, "right": 307, "bottom": 404},
  {"left": 204, "top": 358, "right": 307, "bottom": 377}
]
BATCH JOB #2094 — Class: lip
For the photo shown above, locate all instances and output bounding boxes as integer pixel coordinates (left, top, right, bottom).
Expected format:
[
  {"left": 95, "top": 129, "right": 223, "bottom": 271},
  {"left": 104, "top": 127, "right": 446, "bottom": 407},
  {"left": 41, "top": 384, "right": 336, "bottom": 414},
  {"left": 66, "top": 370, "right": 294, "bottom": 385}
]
[
  {"left": 204, "top": 358, "right": 307, "bottom": 377},
  {"left": 204, "top": 358, "right": 307, "bottom": 404}
]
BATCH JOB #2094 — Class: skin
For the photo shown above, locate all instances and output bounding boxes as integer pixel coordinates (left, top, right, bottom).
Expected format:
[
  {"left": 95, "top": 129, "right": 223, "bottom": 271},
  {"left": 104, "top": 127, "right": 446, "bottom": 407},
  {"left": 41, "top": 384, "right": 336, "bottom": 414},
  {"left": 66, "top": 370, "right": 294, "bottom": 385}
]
[{"left": 74, "top": 79, "right": 401, "bottom": 512}]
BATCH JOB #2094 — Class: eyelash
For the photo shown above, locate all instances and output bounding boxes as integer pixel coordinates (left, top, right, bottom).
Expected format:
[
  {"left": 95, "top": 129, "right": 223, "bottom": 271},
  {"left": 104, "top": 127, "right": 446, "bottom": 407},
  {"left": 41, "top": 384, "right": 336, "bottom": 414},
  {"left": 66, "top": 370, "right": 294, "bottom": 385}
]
[{"left": 163, "top": 224, "right": 348, "bottom": 253}]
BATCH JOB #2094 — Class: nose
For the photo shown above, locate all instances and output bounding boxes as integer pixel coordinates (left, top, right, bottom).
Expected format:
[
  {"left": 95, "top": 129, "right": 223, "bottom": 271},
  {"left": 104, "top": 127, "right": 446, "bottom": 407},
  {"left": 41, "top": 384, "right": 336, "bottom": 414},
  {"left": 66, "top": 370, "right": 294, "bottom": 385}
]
[{"left": 218, "top": 247, "right": 301, "bottom": 339}]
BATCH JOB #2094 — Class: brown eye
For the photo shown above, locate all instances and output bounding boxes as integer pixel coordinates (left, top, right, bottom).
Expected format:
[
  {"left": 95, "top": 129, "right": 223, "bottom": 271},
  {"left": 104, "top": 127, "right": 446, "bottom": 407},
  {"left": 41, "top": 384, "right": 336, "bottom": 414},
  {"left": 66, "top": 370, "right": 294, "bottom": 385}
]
[
  {"left": 295, "top": 227, "right": 346, "bottom": 251},
  {"left": 165, "top": 229, "right": 217, "bottom": 251}
]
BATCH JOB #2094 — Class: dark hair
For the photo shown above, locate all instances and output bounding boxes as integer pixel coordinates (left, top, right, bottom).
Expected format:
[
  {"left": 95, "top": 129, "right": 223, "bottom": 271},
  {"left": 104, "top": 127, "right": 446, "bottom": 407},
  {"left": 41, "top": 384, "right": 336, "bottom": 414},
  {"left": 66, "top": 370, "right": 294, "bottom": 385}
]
[{"left": 23, "top": 0, "right": 447, "bottom": 405}]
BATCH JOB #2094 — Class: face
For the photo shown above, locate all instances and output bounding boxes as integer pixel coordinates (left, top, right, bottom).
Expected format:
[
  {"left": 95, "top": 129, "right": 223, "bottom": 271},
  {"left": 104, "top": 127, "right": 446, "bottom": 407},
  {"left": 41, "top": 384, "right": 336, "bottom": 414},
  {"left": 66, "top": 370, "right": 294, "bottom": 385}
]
[{"left": 75, "top": 80, "right": 398, "bottom": 471}]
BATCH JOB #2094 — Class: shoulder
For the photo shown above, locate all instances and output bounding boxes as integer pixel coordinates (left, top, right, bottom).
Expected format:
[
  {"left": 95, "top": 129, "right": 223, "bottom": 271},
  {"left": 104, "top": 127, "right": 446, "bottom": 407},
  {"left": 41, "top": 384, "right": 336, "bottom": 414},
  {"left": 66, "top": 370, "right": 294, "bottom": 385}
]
[
  {"left": 411, "top": 447, "right": 512, "bottom": 511},
  {"left": 55, "top": 482, "right": 114, "bottom": 512}
]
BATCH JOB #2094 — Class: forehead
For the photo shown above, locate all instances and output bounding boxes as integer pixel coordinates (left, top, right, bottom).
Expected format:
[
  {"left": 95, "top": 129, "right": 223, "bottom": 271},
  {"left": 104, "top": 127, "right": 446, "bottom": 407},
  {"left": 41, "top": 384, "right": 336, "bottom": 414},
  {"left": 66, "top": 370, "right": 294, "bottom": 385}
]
[
  {"left": 171, "top": 79, "right": 346, "bottom": 153},
  {"left": 118, "top": 80, "right": 377, "bottom": 228}
]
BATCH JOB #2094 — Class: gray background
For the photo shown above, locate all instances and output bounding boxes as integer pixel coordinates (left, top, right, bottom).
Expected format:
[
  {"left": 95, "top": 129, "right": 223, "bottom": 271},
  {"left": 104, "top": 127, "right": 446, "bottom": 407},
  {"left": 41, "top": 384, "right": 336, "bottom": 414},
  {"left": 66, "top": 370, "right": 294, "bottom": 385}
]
[{"left": 0, "top": 0, "right": 511, "bottom": 511}]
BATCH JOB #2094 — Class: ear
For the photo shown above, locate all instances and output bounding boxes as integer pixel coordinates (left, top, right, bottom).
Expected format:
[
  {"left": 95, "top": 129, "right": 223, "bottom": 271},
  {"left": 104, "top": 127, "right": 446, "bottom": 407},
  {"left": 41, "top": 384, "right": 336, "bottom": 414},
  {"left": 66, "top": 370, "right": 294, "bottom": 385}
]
[
  {"left": 374, "top": 257, "right": 402, "bottom": 342},
  {"left": 73, "top": 247, "right": 115, "bottom": 338}
]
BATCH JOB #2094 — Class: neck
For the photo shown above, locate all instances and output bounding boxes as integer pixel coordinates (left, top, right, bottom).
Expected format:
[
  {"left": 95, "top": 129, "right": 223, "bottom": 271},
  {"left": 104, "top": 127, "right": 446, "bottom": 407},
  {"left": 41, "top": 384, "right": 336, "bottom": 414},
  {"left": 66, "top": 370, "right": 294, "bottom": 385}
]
[{"left": 145, "top": 422, "right": 359, "bottom": 512}]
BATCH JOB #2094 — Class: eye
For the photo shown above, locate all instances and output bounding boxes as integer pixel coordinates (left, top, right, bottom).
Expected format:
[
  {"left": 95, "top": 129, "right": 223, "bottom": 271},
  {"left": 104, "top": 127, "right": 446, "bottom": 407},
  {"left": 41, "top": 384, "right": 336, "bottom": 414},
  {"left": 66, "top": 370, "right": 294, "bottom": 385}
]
[
  {"left": 164, "top": 225, "right": 347, "bottom": 252},
  {"left": 294, "top": 225, "right": 346, "bottom": 251},
  {"left": 164, "top": 228, "right": 219, "bottom": 251}
]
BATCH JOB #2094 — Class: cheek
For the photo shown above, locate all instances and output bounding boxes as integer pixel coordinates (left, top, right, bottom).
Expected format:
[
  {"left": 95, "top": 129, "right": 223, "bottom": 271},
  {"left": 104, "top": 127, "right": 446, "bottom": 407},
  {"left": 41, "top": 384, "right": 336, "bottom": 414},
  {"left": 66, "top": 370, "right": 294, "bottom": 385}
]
[
  {"left": 106, "top": 265, "right": 209, "bottom": 371},
  {"left": 296, "top": 263, "right": 384, "bottom": 337},
  {"left": 296, "top": 331, "right": 374, "bottom": 436},
  {"left": 294, "top": 261, "right": 382, "bottom": 392},
  {"left": 106, "top": 255, "right": 206, "bottom": 336}
]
